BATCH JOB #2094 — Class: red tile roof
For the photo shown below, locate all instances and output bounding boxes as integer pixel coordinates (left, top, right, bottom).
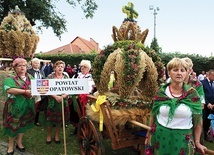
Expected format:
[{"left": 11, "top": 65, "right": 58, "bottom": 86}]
[{"left": 43, "top": 36, "right": 100, "bottom": 55}]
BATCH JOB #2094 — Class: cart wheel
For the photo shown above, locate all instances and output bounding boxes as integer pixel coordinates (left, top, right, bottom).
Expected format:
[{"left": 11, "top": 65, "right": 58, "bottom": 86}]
[{"left": 78, "top": 116, "right": 105, "bottom": 155}]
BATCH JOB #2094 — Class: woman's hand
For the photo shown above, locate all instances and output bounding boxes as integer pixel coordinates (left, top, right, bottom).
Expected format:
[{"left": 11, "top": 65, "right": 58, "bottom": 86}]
[
  {"left": 61, "top": 94, "right": 68, "bottom": 99},
  {"left": 54, "top": 95, "right": 63, "bottom": 103},
  {"left": 195, "top": 142, "right": 207, "bottom": 154},
  {"left": 207, "top": 103, "right": 213, "bottom": 109},
  {"left": 25, "top": 89, "right": 32, "bottom": 98}
]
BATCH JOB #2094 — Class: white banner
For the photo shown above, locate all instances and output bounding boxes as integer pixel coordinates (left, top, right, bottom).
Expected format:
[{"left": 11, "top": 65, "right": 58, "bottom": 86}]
[{"left": 31, "top": 78, "right": 90, "bottom": 95}]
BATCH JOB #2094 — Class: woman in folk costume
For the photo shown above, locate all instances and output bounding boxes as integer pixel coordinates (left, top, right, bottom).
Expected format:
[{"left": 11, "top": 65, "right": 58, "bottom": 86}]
[
  {"left": 45, "top": 60, "right": 70, "bottom": 144},
  {"left": 181, "top": 57, "right": 205, "bottom": 105},
  {"left": 27, "top": 58, "right": 45, "bottom": 126},
  {"left": 3, "top": 58, "right": 35, "bottom": 155},
  {"left": 74, "top": 60, "right": 95, "bottom": 93},
  {"left": 70, "top": 60, "right": 95, "bottom": 135},
  {"left": 145, "top": 58, "right": 207, "bottom": 155}
]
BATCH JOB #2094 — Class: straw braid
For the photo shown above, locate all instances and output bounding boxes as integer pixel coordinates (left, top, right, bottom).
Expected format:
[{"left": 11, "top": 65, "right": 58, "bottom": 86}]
[
  {"left": 138, "top": 52, "right": 158, "bottom": 101},
  {"left": 99, "top": 49, "right": 120, "bottom": 94}
]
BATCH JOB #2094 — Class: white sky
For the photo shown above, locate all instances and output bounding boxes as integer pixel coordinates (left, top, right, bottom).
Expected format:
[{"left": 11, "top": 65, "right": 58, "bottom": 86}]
[{"left": 36, "top": 0, "right": 214, "bottom": 57}]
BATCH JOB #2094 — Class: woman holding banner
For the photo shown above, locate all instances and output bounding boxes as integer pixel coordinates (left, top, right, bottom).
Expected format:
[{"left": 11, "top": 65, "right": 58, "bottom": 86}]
[
  {"left": 2, "top": 58, "right": 35, "bottom": 155},
  {"left": 45, "top": 60, "right": 70, "bottom": 144}
]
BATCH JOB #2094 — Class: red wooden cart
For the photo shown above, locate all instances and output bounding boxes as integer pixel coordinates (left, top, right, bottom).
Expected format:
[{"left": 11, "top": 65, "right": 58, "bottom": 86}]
[{"left": 77, "top": 95, "right": 147, "bottom": 155}]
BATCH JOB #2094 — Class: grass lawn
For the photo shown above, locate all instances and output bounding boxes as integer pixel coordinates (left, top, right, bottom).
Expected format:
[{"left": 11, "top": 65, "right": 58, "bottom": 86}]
[
  {"left": 0, "top": 112, "right": 140, "bottom": 155},
  {"left": 0, "top": 126, "right": 139, "bottom": 155},
  {"left": 0, "top": 117, "right": 214, "bottom": 155}
]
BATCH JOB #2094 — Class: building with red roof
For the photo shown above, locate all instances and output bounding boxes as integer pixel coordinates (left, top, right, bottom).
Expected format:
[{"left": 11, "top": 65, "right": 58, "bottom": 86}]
[{"left": 43, "top": 36, "right": 100, "bottom": 55}]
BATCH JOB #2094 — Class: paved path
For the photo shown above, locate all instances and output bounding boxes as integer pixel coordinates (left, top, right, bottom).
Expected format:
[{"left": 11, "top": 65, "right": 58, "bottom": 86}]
[{"left": 0, "top": 140, "right": 33, "bottom": 155}]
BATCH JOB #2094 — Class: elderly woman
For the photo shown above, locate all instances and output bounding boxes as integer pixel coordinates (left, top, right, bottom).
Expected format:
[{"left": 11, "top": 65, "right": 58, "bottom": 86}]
[
  {"left": 3, "top": 58, "right": 35, "bottom": 155},
  {"left": 45, "top": 60, "right": 70, "bottom": 144},
  {"left": 145, "top": 58, "right": 207, "bottom": 155},
  {"left": 70, "top": 59, "right": 95, "bottom": 135},
  {"left": 27, "top": 58, "right": 45, "bottom": 126},
  {"left": 73, "top": 60, "right": 95, "bottom": 93}
]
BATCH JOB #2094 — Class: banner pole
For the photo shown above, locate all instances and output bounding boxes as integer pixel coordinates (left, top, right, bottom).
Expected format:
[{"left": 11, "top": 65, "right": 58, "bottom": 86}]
[{"left": 61, "top": 96, "right": 67, "bottom": 155}]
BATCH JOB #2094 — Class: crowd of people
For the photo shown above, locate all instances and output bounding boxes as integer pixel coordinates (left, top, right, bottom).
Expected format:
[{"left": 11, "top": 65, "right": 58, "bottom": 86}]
[
  {"left": 2, "top": 58, "right": 95, "bottom": 155},
  {"left": 1, "top": 56, "right": 214, "bottom": 155}
]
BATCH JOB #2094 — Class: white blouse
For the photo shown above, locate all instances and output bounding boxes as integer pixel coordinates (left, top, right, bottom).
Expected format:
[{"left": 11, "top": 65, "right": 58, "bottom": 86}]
[
  {"left": 76, "top": 72, "right": 95, "bottom": 93},
  {"left": 157, "top": 86, "right": 193, "bottom": 129}
]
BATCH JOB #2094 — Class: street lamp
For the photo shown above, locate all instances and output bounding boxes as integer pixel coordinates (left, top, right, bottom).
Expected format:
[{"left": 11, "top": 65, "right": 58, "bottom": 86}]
[{"left": 149, "top": 5, "right": 160, "bottom": 39}]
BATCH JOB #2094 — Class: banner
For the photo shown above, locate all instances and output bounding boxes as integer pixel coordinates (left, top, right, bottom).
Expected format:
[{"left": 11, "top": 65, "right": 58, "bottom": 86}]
[{"left": 31, "top": 78, "right": 90, "bottom": 95}]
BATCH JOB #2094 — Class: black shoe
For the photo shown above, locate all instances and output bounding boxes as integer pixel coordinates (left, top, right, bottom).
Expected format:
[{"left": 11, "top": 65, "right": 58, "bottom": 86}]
[
  {"left": 7, "top": 150, "right": 14, "bottom": 155},
  {"left": 54, "top": 139, "right": 61, "bottom": 144},
  {"left": 46, "top": 140, "right": 51, "bottom": 145},
  {"left": 70, "top": 127, "right": 77, "bottom": 135},
  {"left": 16, "top": 145, "right": 25, "bottom": 152}
]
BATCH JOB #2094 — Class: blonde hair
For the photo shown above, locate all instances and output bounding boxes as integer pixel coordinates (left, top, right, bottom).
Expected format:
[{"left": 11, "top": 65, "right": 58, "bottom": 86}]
[
  {"left": 181, "top": 57, "right": 193, "bottom": 69},
  {"left": 54, "top": 60, "right": 65, "bottom": 68},
  {"left": 167, "top": 58, "right": 188, "bottom": 72}
]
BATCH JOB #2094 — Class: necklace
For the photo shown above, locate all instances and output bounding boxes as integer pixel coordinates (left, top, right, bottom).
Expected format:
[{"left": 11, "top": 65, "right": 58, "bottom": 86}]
[
  {"left": 169, "top": 85, "right": 183, "bottom": 98},
  {"left": 55, "top": 74, "right": 63, "bottom": 79}
]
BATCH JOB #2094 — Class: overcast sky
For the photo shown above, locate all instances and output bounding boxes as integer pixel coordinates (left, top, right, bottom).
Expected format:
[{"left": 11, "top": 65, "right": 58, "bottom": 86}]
[{"left": 36, "top": 0, "right": 214, "bottom": 57}]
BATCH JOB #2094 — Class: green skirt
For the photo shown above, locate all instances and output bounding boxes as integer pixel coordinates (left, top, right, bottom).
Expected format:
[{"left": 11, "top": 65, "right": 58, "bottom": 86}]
[
  {"left": 45, "top": 97, "right": 70, "bottom": 127},
  {"left": 2, "top": 98, "right": 35, "bottom": 137},
  {"left": 150, "top": 122, "right": 195, "bottom": 155}
]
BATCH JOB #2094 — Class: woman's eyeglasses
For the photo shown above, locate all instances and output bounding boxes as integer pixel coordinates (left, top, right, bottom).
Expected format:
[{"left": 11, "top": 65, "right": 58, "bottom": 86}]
[
  {"left": 17, "top": 65, "right": 27, "bottom": 68},
  {"left": 81, "top": 66, "right": 87, "bottom": 68}
]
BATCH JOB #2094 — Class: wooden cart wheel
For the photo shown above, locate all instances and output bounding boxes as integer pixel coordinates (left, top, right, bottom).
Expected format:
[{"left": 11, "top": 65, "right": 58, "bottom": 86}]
[{"left": 78, "top": 116, "right": 105, "bottom": 155}]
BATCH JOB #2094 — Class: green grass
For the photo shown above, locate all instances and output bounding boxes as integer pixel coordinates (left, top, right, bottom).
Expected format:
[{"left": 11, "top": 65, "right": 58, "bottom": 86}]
[
  {"left": 0, "top": 116, "right": 79, "bottom": 155},
  {"left": 0, "top": 126, "right": 139, "bottom": 155},
  {"left": 0, "top": 112, "right": 140, "bottom": 155},
  {"left": 1, "top": 121, "right": 214, "bottom": 155}
]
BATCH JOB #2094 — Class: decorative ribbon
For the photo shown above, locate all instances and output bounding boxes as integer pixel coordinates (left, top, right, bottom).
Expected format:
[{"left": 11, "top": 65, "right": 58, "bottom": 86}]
[{"left": 90, "top": 95, "right": 106, "bottom": 131}]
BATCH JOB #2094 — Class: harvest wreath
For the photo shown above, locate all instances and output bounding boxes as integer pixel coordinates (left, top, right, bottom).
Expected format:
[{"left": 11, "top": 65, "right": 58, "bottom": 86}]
[
  {"left": 0, "top": 6, "right": 39, "bottom": 58},
  {"left": 86, "top": 3, "right": 164, "bottom": 127}
]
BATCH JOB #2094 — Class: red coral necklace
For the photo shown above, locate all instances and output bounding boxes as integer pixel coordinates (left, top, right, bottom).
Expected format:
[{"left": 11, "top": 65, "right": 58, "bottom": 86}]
[{"left": 169, "top": 85, "right": 183, "bottom": 98}]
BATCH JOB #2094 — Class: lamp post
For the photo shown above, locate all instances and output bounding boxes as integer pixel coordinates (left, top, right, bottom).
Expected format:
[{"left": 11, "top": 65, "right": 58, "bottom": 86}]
[{"left": 149, "top": 5, "right": 160, "bottom": 39}]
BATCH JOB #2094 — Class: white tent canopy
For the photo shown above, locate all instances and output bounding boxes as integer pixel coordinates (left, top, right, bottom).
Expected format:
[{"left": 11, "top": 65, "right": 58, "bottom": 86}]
[
  {"left": 0, "top": 58, "right": 13, "bottom": 61},
  {"left": 39, "top": 59, "right": 51, "bottom": 62}
]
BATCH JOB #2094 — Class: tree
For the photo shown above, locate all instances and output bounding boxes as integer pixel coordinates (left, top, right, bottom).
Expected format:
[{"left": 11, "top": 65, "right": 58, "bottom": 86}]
[
  {"left": 150, "top": 37, "right": 162, "bottom": 53},
  {"left": 0, "top": 0, "right": 98, "bottom": 38}
]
